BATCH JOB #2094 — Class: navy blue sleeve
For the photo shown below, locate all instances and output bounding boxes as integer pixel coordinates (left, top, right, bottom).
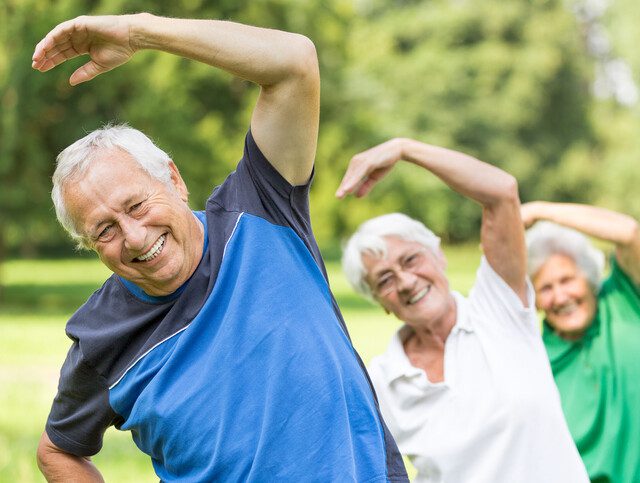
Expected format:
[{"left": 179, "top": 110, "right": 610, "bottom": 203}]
[
  {"left": 45, "top": 341, "right": 119, "bottom": 456},
  {"left": 208, "top": 130, "right": 324, "bottom": 270},
  {"left": 209, "top": 132, "right": 312, "bottom": 233}
]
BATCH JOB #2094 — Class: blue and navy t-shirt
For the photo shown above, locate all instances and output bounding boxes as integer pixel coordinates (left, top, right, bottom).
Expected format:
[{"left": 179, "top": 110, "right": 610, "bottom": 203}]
[{"left": 46, "top": 131, "right": 407, "bottom": 482}]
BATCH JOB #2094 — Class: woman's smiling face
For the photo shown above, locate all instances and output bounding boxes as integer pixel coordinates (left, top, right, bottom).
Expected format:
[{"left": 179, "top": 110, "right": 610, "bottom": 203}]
[
  {"left": 362, "top": 236, "right": 453, "bottom": 327},
  {"left": 533, "top": 253, "right": 597, "bottom": 340}
]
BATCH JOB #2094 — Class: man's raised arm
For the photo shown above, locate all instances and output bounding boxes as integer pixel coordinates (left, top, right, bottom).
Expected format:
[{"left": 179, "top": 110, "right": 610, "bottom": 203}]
[{"left": 32, "top": 13, "right": 319, "bottom": 185}]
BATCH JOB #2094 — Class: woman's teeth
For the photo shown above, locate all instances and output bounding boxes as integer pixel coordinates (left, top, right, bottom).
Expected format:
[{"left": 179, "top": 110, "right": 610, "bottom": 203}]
[{"left": 409, "top": 286, "right": 430, "bottom": 305}]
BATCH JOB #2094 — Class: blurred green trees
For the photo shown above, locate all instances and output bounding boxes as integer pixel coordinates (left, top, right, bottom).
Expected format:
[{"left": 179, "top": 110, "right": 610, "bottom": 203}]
[{"left": 1, "top": 0, "right": 638, "bottom": 260}]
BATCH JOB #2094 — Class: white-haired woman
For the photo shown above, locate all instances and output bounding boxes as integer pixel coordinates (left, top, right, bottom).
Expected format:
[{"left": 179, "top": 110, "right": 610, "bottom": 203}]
[
  {"left": 523, "top": 201, "right": 640, "bottom": 483},
  {"left": 337, "top": 138, "right": 588, "bottom": 483}
]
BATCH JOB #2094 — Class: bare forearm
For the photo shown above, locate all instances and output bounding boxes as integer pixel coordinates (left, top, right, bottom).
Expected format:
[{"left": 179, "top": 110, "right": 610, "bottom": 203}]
[
  {"left": 39, "top": 458, "right": 103, "bottom": 483},
  {"left": 523, "top": 202, "right": 639, "bottom": 246},
  {"left": 400, "top": 138, "right": 517, "bottom": 208},
  {"left": 131, "top": 14, "right": 318, "bottom": 184},
  {"left": 37, "top": 432, "right": 104, "bottom": 483},
  {"left": 33, "top": 13, "right": 319, "bottom": 184},
  {"left": 399, "top": 138, "right": 528, "bottom": 302},
  {"left": 130, "top": 13, "right": 314, "bottom": 87}
]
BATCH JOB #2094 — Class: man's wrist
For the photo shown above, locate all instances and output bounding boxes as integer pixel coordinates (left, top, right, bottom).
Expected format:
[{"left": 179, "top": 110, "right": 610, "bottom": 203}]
[{"left": 128, "top": 12, "right": 156, "bottom": 51}]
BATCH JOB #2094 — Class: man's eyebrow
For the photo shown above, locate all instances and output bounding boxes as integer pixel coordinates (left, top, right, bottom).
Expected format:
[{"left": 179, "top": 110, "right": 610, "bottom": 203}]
[
  {"left": 123, "top": 195, "right": 140, "bottom": 208},
  {"left": 89, "top": 196, "right": 138, "bottom": 233}
]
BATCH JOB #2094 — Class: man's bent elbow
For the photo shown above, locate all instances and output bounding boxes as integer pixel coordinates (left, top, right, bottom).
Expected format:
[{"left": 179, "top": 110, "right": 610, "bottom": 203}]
[
  {"left": 37, "top": 432, "right": 58, "bottom": 479},
  {"left": 288, "top": 34, "right": 320, "bottom": 86},
  {"left": 37, "top": 431, "right": 103, "bottom": 482}
]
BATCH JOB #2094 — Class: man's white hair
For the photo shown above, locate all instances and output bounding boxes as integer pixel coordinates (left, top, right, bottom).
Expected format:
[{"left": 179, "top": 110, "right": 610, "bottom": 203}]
[
  {"left": 525, "top": 221, "right": 605, "bottom": 292},
  {"left": 342, "top": 213, "right": 441, "bottom": 300},
  {"left": 52, "top": 124, "right": 173, "bottom": 249}
]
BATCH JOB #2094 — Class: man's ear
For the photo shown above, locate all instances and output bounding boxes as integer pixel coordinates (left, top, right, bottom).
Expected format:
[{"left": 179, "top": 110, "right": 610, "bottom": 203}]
[{"left": 168, "top": 161, "right": 189, "bottom": 202}]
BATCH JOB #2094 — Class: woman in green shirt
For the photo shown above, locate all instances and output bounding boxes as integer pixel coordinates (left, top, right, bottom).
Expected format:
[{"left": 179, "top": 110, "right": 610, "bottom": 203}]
[{"left": 523, "top": 202, "right": 640, "bottom": 483}]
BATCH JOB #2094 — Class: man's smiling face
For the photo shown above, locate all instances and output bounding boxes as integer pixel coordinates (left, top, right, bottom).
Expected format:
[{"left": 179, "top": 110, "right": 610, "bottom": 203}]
[{"left": 64, "top": 148, "right": 203, "bottom": 296}]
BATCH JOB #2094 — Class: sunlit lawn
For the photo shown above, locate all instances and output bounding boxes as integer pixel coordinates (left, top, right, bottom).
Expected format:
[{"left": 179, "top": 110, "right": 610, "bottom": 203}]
[{"left": 0, "top": 245, "right": 480, "bottom": 482}]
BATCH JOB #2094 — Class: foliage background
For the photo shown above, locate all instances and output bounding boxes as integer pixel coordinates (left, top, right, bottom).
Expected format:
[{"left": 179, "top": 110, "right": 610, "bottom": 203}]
[
  {"left": 1, "top": 0, "right": 639, "bottom": 480},
  {"left": 1, "top": 0, "right": 638, "bottom": 264}
]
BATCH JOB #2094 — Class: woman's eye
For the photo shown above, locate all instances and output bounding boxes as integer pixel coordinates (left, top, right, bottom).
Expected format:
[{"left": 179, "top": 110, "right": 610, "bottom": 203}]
[
  {"left": 539, "top": 285, "right": 551, "bottom": 294},
  {"left": 405, "top": 253, "right": 420, "bottom": 268},
  {"left": 377, "top": 277, "right": 392, "bottom": 291}
]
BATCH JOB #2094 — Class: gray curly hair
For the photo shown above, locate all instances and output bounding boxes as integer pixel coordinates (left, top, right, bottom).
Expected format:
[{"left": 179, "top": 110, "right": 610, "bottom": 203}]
[
  {"left": 525, "top": 221, "right": 605, "bottom": 292},
  {"left": 341, "top": 213, "right": 441, "bottom": 300}
]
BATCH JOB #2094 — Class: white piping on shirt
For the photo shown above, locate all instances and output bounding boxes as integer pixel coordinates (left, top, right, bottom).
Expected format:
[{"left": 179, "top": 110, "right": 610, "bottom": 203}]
[{"left": 109, "top": 212, "right": 245, "bottom": 390}]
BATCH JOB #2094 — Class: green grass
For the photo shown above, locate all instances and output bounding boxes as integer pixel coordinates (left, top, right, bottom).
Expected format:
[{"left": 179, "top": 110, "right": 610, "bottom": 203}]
[{"left": 0, "top": 245, "right": 480, "bottom": 481}]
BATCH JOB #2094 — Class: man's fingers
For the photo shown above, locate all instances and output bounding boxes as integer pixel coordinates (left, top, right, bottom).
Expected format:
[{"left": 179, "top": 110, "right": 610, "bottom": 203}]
[
  {"left": 32, "top": 17, "right": 88, "bottom": 70},
  {"left": 335, "top": 152, "right": 375, "bottom": 198},
  {"left": 33, "top": 37, "right": 80, "bottom": 69},
  {"left": 69, "top": 61, "right": 103, "bottom": 86},
  {"left": 35, "top": 46, "right": 82, "bottom": 72}
]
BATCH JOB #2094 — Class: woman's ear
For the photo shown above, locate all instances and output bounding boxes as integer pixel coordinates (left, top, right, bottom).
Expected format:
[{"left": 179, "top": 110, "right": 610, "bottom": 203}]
[{"left": 435, "top": 247, "right": 447, "bottom": 271}]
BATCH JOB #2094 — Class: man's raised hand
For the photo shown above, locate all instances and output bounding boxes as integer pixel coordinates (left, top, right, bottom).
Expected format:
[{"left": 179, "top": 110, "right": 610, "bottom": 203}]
[{"left": 32, "top": 15, "right": 138, "bottom": 85}]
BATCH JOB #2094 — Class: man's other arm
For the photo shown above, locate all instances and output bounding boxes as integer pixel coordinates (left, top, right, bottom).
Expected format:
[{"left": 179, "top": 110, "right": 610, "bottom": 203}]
[{"left": 37, "top": 431, "right": 104, "bottom": 483}]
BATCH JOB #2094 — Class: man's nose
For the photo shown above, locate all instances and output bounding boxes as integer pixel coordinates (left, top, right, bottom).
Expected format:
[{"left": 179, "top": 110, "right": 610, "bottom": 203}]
[{"left": 121, "top": 218, "right": 147, "bottom": 252}]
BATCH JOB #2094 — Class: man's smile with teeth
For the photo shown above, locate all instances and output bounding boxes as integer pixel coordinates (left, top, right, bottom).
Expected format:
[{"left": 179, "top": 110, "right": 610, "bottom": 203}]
[
  {"left": 408, "top": 286, "right": 430, "bottom": 305},
  {"left": 135, "top": 234, "right": 166, "bottom": 262}
]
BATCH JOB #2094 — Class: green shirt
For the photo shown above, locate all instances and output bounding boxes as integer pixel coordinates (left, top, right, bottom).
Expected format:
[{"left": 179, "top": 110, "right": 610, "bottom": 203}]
[{"left": 543, "top": 259, "right": 640, "bottom": 483}]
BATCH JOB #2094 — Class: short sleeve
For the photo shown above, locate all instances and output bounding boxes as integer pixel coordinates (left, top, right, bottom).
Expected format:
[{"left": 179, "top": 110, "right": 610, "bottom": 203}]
[
  {"left": 209, "top": 131, "right": 313, "bottom": 231},
  {"left": 208, "top": 130, "right": 324, "bottom": 270},
  {"left": 610, "top": 258, "right": 640, "bottom": 299},
  {"left": 45, "top": 342, "right": 118, "bottom": 456},
  {"left": 467, "top": 256, "right": 539, "bottom": 336}
]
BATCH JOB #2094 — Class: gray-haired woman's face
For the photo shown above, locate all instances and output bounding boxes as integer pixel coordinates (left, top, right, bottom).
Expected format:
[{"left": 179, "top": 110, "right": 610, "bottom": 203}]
[
  {"left": 532, "top": 253, "right": 597, "bottom": 340},
  {"left": 362, "top": 236, "right": 451, "bottom": 327}
]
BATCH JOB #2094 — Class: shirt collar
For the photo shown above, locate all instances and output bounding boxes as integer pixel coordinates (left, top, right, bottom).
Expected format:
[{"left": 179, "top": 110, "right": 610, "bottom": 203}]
[
  {"left": 380, "top": 291, "right": 473, "bottom": 383},
  {"left": 451, "top": 290, "right": 474, "bottom": 334}
]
